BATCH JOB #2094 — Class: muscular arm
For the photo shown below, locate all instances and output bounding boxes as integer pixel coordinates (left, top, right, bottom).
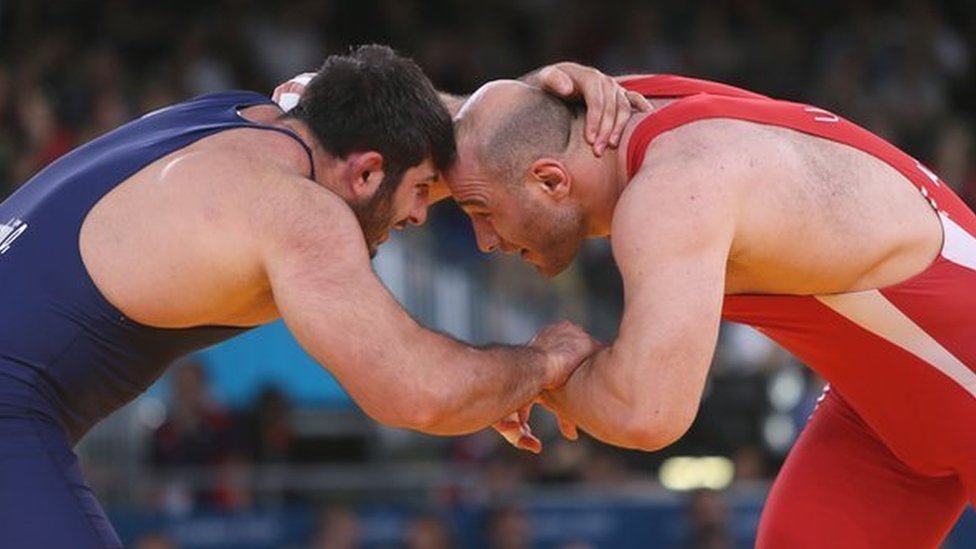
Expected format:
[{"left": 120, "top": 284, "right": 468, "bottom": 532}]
[
  {"left": 259, "top": 177, "right": 588, "bottom": 435},
  {"left": 544, "top": 137, "right": 738, "bottom": 451}
]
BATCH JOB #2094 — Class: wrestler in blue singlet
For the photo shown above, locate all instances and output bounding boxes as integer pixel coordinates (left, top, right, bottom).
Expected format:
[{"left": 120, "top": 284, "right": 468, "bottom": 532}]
[{"left": 0, "top": 91, "right": 313, "bottom": 548}]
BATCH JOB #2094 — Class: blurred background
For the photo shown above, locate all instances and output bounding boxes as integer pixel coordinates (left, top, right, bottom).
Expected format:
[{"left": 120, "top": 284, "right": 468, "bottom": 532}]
[{"left": 2, "top": 0, "right": 976, "bottom": 547}]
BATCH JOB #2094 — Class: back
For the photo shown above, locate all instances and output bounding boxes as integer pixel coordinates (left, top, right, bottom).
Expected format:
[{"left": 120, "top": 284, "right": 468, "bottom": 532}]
[{"left": 0, "top": 91, "right": 288, "bottom": 442}]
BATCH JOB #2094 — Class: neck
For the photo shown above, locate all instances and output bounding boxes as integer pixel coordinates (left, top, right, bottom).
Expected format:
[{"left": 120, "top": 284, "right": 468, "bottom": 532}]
[
  {"left": 274, "top": 117, "right": 348, "bottom": 195},
  {"left": 569, "top": 117, "right": 643, "bottom": 238},
  {"left": 593, "top": 108, "right": 659, "bottom": 237}
]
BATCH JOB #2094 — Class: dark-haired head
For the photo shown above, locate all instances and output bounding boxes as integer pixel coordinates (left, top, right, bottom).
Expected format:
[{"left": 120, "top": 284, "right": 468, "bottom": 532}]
[
  {"left": 287, "top": 45, "right": 456, "bottom": 254},
  {"left": 289, "top": 44, "right": 455, "bottom": 176}
]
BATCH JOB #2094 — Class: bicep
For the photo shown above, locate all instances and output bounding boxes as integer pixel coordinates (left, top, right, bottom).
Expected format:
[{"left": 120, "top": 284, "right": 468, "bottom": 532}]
[{"left": 608, "top": 161, "right": 735, "bottom": 416}]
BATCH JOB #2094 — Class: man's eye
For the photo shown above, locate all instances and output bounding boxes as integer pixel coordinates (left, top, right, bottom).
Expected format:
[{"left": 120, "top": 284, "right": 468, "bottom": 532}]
[{"left": 416, "top": 185, "right": 430, "bottom": 198}]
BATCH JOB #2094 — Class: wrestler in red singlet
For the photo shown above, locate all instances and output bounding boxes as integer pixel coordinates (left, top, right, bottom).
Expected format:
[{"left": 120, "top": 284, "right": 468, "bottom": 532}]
[{"left": 623, "top": 75, "right": 976, "bottom": 548}]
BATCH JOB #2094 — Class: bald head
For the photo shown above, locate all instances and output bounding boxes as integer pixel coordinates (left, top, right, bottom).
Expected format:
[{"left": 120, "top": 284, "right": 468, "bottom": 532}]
[{"left": 454, "top": 80, "right": 582, "bottom": 189}]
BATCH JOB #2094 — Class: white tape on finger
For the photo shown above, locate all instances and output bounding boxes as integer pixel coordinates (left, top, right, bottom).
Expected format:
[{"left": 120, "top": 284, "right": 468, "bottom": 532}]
[
  {"left": 292, "top": 73, "right": 315, "bottom": 86},
  {"left": 278, "top": 92, "right": 300, "bottom": 112}
]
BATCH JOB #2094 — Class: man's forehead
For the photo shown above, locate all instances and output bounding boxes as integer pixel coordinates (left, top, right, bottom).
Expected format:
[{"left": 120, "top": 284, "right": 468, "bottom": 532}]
[
  {"left": 411, "top": 157, "right": 437, "bottom": 173},
  {"left": 405, "top": 157, "right": 439, "bottom": 183},
  {"left": 447, "top": 171, "right": 498, "bottom": 208}
]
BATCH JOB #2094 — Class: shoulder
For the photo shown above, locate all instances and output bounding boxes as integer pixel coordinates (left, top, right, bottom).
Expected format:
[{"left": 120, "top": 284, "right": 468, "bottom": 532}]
[
  {"left": 622, "top": 117, "right": 764, "bottom": 220},
  {"left": 620, "top": 120, "right": 749, "bottom": 219},
  {"left": 612, "top": 120, "right": 742, "bottom": 264},
  {"left": 157, "top": 133, "right": 364, "bottom": 263},
  {"left": 643, "top": 117, "right": 760, "bottom": 167}
]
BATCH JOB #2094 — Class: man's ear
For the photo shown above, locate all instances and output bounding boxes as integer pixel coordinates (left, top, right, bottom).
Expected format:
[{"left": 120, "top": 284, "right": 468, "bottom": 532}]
[
  {"left": 345, "top": 151, "right": 385, "bottom": 199},
  {"left": 528, "top": 158, "right": 571, "bottom": 201}
]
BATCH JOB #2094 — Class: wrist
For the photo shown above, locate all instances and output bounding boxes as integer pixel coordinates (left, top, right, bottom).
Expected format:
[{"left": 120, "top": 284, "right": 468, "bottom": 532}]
[{"left": 526, "top": 344, "right": 559, "bottom": 391}]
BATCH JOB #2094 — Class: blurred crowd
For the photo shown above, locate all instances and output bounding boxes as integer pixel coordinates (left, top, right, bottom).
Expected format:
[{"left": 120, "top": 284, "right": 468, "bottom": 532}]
[
  {"left": 2, "top": 0, "right": 975, "bottom": 203},
  {"left": 3, "top": 0, "right": 976, "bottom": 547}
]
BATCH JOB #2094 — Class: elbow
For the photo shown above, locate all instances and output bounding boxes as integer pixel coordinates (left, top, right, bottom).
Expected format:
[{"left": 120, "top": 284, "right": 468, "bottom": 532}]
[
  {"left": 394, "top": 403, "right": 447, "bottom": 433},
  {"left": 619, "top": 402, "right": 697, "bottom": 452},
  {"left": 367, "top": 387, "right": 456, "bottom": 434}
]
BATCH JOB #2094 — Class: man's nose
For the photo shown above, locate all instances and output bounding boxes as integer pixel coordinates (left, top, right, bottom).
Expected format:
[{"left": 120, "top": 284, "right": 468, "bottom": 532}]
[
  {"left": 474, "top": 224, "right": 500, "bottom": 253},
  {"left": 407, "top": 200, "right": 429, "bottom": 226}
]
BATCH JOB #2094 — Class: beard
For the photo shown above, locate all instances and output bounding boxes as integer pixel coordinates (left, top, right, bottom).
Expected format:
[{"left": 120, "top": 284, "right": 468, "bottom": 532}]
[
  {"left": 525, "top": 201, "right": 585, "bottom": 277},
  {"left": 349, "top": 178, "right": 397, "bottom": 258}
]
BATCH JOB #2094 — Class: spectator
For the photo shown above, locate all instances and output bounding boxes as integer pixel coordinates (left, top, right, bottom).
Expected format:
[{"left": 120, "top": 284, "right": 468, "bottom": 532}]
[
  {"left": 681, "top": 489, "right": 736, "bottom": 549},
  {"left": 310, "top": 506, "right": 362, "bottom": 549},
  {"left": 248, "top": 387, "right": 296, "bottom": 464},
  {"left": 405, "top": 513, "right": 456, "bottom": 549},
  {"left": 133, "top": 532, "right": 178, "bottom": 549},
  {"left": 486, "top": 506, "right": 532, "bottom": 549},
  {"left": 151, "top": 358, "right": 241, "bottom": 509}
]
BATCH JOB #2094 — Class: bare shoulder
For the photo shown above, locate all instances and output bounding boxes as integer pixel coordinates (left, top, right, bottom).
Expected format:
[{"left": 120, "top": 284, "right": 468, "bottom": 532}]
[
  {"left": 179, "top": 134, "right": 367, "bottom": 267},
  {"left": 614, "top": 120, "right": 745, "bottom": 238},
  {"left": 169, "top": 129, "right": 355, "bottom": 238},
  {"left": 643, "top": 118, "right": 775, "bottom": 174},
  {"left": 80, "top": 129, "right": 361, "bottom": 328},
  {"left": 606, "top": 120, "right": 744, "bottom": 290}
]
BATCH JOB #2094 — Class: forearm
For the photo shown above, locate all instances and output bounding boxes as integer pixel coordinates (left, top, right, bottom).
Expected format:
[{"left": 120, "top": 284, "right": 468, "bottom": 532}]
[
  {"left": 406, "top": 335, "right": 550, "bottom": 435},
  {"left": 547, "top": 348, "right": 643, "bottom": 448},
  {"left": 546, "top": 347, "right": 691, "bottom": 451},
  {"left": 342, "top": 320, "right": 551, "bottom": 436}
]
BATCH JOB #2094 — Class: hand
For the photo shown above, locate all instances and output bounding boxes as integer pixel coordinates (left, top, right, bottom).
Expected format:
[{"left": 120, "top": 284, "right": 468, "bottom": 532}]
[
  {"left": 538, "top": 390, "right": 579, "bottom": 441},
  {"left": 535, "top": 62, "right": 652, "bottom": 156},
  {"left": 493, "top": 395, "right": 579, "bottom": 453},
  {"left": 492, "top": 403, "right": 542, "bottom": 454},
  {"left": 271, "top": 72, "right": 316, "bottom": 112},
  {"left": 528, "top": 320, "right": 601, "bottom": 390}
]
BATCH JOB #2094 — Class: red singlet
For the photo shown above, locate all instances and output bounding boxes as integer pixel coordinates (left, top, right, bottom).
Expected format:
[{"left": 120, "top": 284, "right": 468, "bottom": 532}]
[{"left": 623, "top": 75, "right": 976, "bottom": 548}]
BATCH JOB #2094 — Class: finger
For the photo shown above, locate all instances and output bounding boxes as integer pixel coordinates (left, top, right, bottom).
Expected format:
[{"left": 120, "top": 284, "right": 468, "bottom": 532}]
[
  {"left": 493, "top": 422, "right": 522, "bottom": 447},
  {"left": 627, "top": 90, "right": 652, "bottom": 112},
  {"left": 494, "top": 412, "right": 522, "bottom": 432},
  {"left": 534, "top": 395, "right": 578, "bottom": 441},
  {"left": 517, "top": 402, "right": 534, "bottom": 424},
  {"left": 583, "top": 79, "right": 606, "bottom": 147},
  {"left": 539, "top": 66, "right": 576, "bottom": 97},
  {"left": 609, "top": 89, "right": 632, "bottom": 148},
  {"left": 557, "top": 417, "right": 579, "bottom": 441},
  {"left": 292, "top": 72, "right": 316, "bottom": 87},
  {"left": 516, "top": 432, "right": 542, "bottom": 454},
  {"left": 495, "top": 418, "right": 541, "bottom": 453},
  {"left": 495, "top": 412, "right": 523, "bottom": 431},
  {"left": 519, "top": 419, "right": 542, "bottom": 453},
  {"left": 272, "top": 72, "right": 316, "bottom": 110},
  {"left": 594, "top": 79, "right": 619, "bottom": 155},
  {"left": 277, "top": 92, "right": 301, "bottom": 112}
]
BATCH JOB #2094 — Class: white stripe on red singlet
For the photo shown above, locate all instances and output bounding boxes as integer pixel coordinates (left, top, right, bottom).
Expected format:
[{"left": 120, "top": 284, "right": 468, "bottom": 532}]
[
  {"left": 941, "top": 212, "right": 976, "bottom": 273},
  {"left": 815, "top": 290, "right": 976, "bottom": 399}
]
